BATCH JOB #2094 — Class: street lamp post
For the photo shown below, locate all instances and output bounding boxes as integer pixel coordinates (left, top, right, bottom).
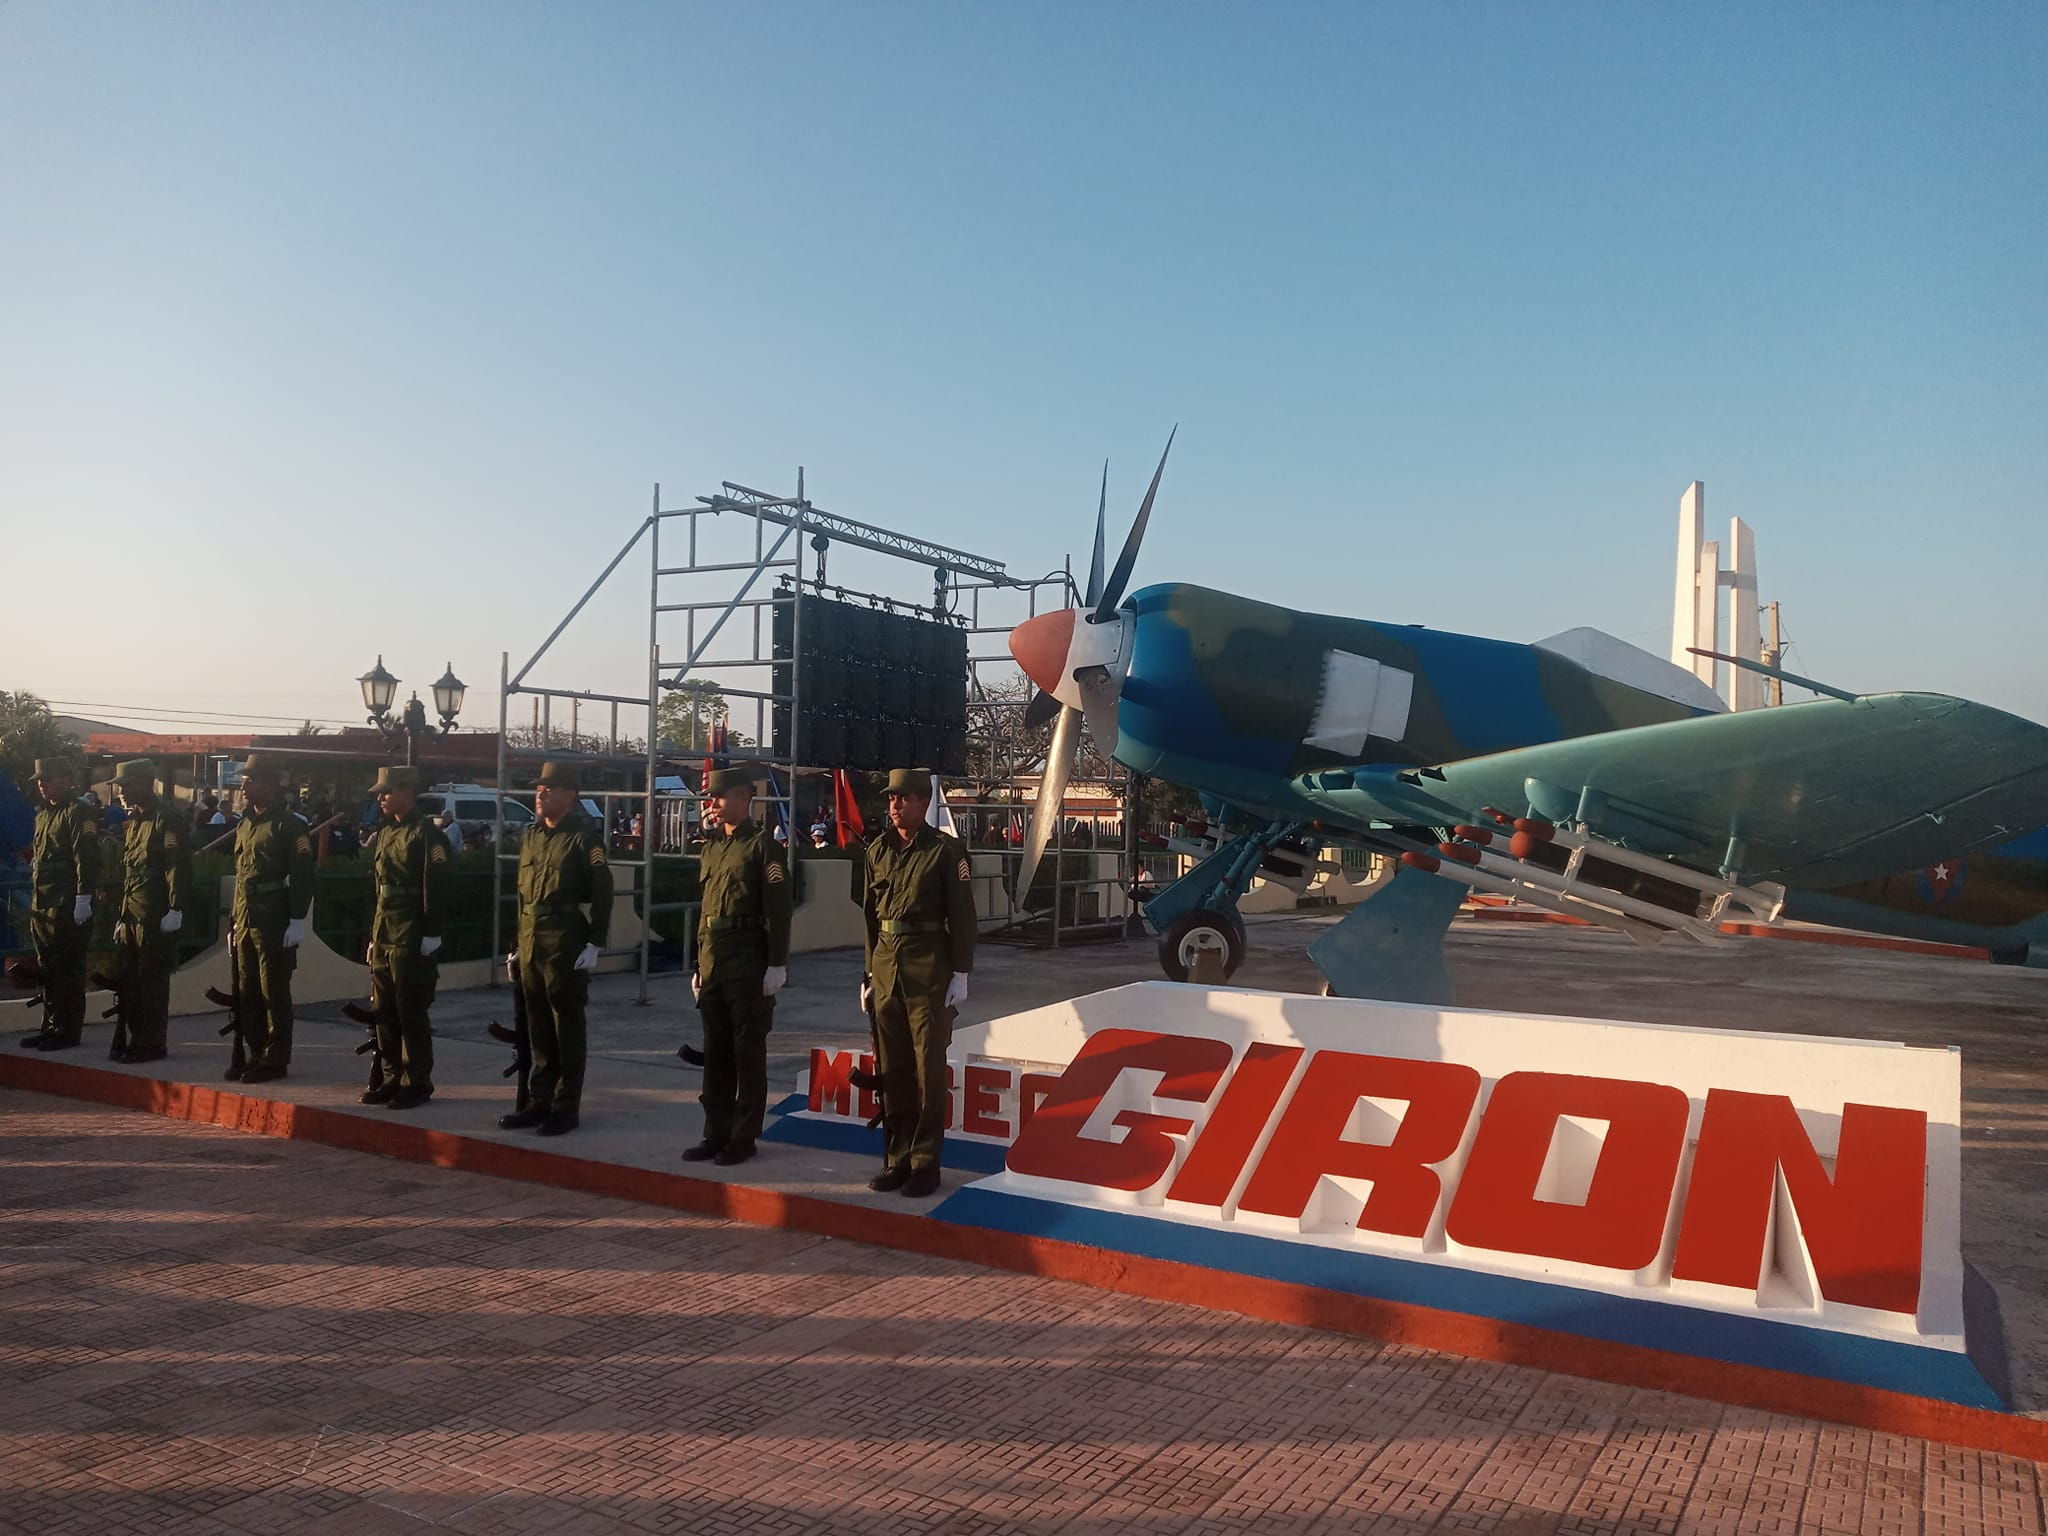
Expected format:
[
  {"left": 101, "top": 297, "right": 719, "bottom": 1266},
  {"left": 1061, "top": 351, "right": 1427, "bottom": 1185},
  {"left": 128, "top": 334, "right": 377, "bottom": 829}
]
[{"left": 360, "top": 657, "right": 466, "bottom": 766}]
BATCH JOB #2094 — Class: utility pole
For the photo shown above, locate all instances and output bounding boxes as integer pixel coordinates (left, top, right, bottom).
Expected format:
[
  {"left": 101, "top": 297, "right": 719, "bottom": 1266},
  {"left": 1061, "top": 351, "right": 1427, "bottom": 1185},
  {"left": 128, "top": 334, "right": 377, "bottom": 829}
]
[{"left": 1762, "top": 602, "right": 1784, "bottom": 707}]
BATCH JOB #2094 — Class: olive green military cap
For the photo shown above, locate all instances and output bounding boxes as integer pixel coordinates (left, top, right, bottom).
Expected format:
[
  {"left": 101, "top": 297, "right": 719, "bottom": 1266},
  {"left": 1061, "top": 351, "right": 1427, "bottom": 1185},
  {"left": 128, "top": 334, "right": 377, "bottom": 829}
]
[
  {"left": 534, "top": 761, "right": 581, "bottom": 792},
  {"left": 113, "top": 759, "right": 158, "bottom": 787},
  {"left": 240, "top": 754, "right": 285, "bottom": 784},
  {"left": 368, "top": 764, "right": 422, "bottom": 795},
  {"left": 31, "top": 757, "right": 81, "bottom": 780},
  {"left": 885, "top": 768, "right": 934, "bottom": 796},
  {"left": 703, "top": 765, "right": 756, "bottom": 795}
]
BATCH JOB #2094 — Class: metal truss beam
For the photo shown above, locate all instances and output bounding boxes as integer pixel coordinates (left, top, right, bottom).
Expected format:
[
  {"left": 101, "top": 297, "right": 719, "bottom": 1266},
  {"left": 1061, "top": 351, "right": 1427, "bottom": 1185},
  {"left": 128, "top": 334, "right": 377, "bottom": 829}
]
[{"left": 689, "top": 482, "right": 1011, "bottom": 583}]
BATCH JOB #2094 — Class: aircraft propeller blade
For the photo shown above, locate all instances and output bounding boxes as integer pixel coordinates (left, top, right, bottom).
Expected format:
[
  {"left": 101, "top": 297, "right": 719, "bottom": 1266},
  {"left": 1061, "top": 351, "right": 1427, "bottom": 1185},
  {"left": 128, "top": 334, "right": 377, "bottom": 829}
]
[
  {"left": 1074, "top": 664, "right": 1121, "bottom": 757},
  {"left": 1015, "top": 702, "right": 1081, "bottom": 911},
  {"left": 1093, "top": 426, "right": 1176, "bottom": 623},
  {"left": 1083, "top": 460, "right": 1108, "bottom": 609},
  {"left": 1022, "top": 686, "right": 1062, "bottom": 729}
]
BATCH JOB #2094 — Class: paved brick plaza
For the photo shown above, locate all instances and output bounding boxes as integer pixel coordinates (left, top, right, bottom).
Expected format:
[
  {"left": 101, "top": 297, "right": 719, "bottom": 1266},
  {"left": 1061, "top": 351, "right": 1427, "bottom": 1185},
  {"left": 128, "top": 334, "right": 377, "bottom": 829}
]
[{"left": 3, "top": 1089, "right": 2043, "bottom": 1535}]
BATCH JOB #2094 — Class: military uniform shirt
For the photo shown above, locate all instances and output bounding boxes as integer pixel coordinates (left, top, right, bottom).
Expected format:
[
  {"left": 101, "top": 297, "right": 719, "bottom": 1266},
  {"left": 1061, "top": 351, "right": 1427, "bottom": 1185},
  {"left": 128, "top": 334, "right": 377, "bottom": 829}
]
[
  {"left": 516, "top": 811, "right": 614, "bottom": 956},
  {"left": 862, "top": 823, "right": 977, "bottom": 980},
  {"left": 120, "top": 801, "right": 193, "bottom": 928},
  {"left": 695, "top": 820, "right": 792, "bottom": 982},
  {"left": 370, "top": 809, "right": 453, "bottom": 950},
  {"left": 32, "top": 799, "right": 100, "bottom": 915},
  {"left": 233, "top": 805, "right": 316, "bottom": 938}
]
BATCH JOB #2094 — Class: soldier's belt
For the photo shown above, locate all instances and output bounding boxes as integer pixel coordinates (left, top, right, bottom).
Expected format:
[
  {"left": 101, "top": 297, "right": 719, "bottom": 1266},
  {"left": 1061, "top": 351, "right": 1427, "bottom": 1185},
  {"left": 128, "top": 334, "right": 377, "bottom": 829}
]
[
  {"left": 703, "top": 916, "right": 761, "bottom": 933},
  {"left": 245, "top": 879, "right": 288, "bottom": 894},
  {"left": 523, "top": 900, "right": 580, "bottom": 915},
  {"left": 878, "top": 918, "right": 946, "bottom": 935}
]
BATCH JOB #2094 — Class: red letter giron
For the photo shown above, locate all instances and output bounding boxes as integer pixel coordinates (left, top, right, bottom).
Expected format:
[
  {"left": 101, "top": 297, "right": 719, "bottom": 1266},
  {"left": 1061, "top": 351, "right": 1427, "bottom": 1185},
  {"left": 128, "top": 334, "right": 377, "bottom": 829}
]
[
  {"left": 1005, "top": 1029, "right": 1234, "bottom": 1192},
  {"left": 1445, "top": 1072, "right": 1688, "bottom": 1272},
  {"left": 1166, "top": 1043, "right": 1303, "bottom": 1210},
  {"left": 1672, "top": 1091, "right": 1927, "bottom": 1316},
  {"left": 1236, "top": 1053, "right": 1480, "bottom": 1238}
]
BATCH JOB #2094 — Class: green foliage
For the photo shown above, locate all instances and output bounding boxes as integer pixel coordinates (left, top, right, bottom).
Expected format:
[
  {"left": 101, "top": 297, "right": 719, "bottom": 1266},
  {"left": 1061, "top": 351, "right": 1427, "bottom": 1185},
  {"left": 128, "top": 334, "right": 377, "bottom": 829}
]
[
  {"left": 655, "top": 680, "right": 753, "bottom": 752},
  {"left": 0, "top": 691, "right": 72, "bottom": 797}
]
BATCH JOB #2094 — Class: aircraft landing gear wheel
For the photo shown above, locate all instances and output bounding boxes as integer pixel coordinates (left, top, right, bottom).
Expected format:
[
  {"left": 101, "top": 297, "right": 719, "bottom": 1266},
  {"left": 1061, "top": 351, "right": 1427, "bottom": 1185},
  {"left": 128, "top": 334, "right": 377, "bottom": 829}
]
[{"left": 1158, "top": 908, "right": 1246, "bottom": 983}]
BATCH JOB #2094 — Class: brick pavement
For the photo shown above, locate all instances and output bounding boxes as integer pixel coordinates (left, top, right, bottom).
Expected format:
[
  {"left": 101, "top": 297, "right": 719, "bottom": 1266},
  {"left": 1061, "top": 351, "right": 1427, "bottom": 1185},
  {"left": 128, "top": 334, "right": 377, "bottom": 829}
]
[{"left": 4, "top": 1086, "right": 2045, "bottom": 1535}]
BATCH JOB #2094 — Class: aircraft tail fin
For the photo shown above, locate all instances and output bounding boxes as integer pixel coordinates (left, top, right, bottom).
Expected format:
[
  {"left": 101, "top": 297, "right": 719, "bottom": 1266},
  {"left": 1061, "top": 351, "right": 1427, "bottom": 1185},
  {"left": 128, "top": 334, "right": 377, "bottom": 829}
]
[{"left": 1536, "top": 627, "right": 1727, "bottom": 713}]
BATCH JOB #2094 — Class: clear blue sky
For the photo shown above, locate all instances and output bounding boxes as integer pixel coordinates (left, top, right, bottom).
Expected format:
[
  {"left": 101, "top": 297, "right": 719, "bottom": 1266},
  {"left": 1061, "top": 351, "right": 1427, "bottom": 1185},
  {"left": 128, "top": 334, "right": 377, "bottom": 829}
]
[{"left": 4, "top": 2, "right": 2043, "bottom": 734}]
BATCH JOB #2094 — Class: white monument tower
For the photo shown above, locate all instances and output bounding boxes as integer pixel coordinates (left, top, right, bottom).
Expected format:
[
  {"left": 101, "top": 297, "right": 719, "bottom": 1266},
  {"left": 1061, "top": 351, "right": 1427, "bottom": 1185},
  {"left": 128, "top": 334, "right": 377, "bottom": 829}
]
[{"left": 1670, "top": 482, "right": 1766, "bottom": 711}]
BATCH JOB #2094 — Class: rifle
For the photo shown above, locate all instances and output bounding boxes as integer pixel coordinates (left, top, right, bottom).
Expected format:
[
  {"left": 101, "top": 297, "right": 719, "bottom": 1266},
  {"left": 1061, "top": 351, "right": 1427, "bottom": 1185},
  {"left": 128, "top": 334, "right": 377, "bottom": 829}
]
[
  {"left": 109, "top": 926, "right": 133, "bottom": 1060},
  {"left": 340, "top": 996, "right": 385, "bottom": 1094},
  {"left": 9, "top": 957, "right": 49, "bottom": 1045},
  {"left": 848, "top": 973, "right": 887, "bottom": 1134},
  {"left": 485, "top": 955, "right": 533, "bottom": 1113},
  {"left": 205, "top": 923, "right": 247, "bottom": 1078}
]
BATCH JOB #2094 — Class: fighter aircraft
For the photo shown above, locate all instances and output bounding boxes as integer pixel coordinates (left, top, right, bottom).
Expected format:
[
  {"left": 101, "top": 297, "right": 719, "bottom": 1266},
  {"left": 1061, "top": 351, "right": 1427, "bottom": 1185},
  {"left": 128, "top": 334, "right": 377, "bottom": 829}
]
[{"left": 1008, "top": 436, "right": 2048, "bottom": 1001}]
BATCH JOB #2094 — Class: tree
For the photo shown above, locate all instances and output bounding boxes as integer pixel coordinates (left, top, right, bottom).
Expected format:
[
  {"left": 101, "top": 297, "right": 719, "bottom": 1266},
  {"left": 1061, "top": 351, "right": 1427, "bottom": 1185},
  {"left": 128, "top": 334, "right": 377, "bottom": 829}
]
[
  {"left": 656, "top": 679, "right": 752, "bottom": 752},
  {"left": 294, "top": 721, "right": 324, "bottom": 736},
  {"left": 0, "top": 691, "right": 73, "bottom": 794}
]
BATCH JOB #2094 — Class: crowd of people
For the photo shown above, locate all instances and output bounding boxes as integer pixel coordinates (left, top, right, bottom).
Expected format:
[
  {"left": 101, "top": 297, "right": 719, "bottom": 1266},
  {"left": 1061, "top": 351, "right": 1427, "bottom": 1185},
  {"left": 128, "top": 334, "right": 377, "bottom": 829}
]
[{"left": 18, "top": 754, "right": 980, "bottom": 1199}]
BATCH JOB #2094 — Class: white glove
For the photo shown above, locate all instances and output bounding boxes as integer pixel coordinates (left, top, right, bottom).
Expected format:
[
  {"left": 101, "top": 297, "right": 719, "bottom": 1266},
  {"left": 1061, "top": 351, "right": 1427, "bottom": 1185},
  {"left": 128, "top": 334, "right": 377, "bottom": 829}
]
[
  {"left": 282, "top": 919, "right": 305, "bottom": 949},
  {"left": 420, "top": 935, "right": 442, "bottom": 958},
  {"left": 574, "top": 943, "right": 600, "bottom": 972},
  {"left": 159, "top": 909, "right": 183, "bottom": 935},
  {"left": 859, "top": 977, "right": 873, "bottom": 1011},
  {"left": 506, "top": 952, "right": 519, "bottom": 979},
  {"left": 762, "top": 965, "right": 787, "bottom": 998},
  {"left": 690, "top": 971, "right": 702, "bottom": 1003},
  {"left": 72, "top": 894, "right": 92, "bottom": 926},
  {"left": 945, "top": 973, "right": 969, "bottom": 1008},
  {"left": 365, "top": 939, "right": 375, "bottom": 964}
]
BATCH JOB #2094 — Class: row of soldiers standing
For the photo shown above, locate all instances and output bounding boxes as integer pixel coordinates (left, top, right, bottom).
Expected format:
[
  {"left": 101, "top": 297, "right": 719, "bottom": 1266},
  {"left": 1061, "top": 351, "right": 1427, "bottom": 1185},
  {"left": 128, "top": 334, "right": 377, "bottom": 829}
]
[
  {"left": 21, "top": 754, "right": 978, "bottom": 1198},
  {"left": 19, "top": 754, "right": 309, "bottom": 1072}
]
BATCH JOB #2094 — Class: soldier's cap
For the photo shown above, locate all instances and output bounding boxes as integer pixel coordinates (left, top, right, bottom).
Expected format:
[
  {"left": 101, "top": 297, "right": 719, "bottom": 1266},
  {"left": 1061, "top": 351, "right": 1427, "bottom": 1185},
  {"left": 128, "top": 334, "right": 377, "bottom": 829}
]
[
  {"left": 885, "top": 768, "right": 934, "bottom": 796},
  {"left": 113, "top": 759, "right": 158, "bottom": 788},
  {"left": 239, "top": 754, "right": 285, "bottom": 784},
  {"left": 704, "top": 765, "right": 757, "bottom": 795},
  {"left": 533, "top": 761, "right": 580, "bottom": 793},
  {"left": 369, "top": 765, "right": 423, "bottom": 795},
  {"left": 31, "top": 756, "right": 81, "bottom": 780}
]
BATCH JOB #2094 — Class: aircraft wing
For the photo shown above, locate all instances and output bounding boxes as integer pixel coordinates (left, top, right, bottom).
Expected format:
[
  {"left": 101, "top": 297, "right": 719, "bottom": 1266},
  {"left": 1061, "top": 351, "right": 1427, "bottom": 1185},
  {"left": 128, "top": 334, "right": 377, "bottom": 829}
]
[{"left": 1330, "top": 692, "right": 2048, "bottom": 889}]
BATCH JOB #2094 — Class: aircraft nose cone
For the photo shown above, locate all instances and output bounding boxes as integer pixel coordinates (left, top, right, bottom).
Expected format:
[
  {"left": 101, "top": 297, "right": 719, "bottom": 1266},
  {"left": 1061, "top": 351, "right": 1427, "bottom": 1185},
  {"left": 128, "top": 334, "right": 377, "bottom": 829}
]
[{"left": 1010, "top": 608, "right": 1076, "bottom": 695}]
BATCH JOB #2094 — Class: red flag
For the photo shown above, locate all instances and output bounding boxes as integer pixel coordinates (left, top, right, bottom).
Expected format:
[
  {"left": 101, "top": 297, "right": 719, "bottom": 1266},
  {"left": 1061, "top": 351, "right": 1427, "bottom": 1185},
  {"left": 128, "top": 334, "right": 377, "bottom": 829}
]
[{"left": 834, "top": 770, "right": 866, "bottom": 848}]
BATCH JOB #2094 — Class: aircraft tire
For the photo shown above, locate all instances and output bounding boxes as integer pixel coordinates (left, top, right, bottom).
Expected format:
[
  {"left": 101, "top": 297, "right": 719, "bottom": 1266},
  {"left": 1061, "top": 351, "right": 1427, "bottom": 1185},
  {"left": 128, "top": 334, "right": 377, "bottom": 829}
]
[{"left": 1158, "top": 908, "right": 1245, "bottom": 983}]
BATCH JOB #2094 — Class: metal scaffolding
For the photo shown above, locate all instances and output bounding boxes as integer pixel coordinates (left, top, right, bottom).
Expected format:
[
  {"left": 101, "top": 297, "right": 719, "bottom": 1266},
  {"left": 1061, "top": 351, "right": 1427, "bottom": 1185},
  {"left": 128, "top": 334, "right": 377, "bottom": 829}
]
[{"left": 491, "top": 472, "right": 1098, "bottom": 997}]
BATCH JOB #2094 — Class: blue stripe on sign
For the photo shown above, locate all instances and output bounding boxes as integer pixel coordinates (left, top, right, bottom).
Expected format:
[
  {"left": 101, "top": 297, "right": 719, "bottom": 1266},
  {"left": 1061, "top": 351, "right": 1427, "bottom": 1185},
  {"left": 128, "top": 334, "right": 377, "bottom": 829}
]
[
  {"left": 927, "top": 1186, "right": 2006, "bottom": 1411},
  {"left": 760, "top": 1098, "right": 1011, "bottom": 1175}
]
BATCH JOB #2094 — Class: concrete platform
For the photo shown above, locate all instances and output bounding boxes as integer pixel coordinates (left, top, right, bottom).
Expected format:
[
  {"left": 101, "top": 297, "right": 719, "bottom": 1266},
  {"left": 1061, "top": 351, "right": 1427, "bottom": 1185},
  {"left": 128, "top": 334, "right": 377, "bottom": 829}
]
[
  {"left": 6, "top": 914, "right": 2048, "bottom": 1460},
  {"left": 6, "top": 1091, "right": 2047, "bottom": 1534}
]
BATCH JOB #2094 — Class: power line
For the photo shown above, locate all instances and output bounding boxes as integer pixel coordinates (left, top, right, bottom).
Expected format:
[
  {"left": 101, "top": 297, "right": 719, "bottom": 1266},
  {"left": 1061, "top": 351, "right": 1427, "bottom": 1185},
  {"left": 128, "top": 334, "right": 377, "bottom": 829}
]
[{"left": 44, "top": 699, "right": 359, "bottom": 728}]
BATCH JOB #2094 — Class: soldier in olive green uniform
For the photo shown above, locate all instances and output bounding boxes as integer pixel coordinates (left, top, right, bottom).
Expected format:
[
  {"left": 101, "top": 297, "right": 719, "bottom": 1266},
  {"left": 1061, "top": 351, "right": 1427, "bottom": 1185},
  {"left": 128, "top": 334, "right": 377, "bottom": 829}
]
[
  {"left": 111, "top": 759, "right": 192, "bottom": 1064},
  {"left": 228, "top": 755, "right": 315, "bottom": 1084},
  {"left": 364, "top": 765, "right": 452, "bottom": 1109},
  {"left": 860, "top": 768, "right": 976, "bottom": 1198},
  {"left": 682, "top": 766, "right": 792, "bottom": 1167},
  {"left": 18, "top": 758, "right": 100, "bottom": 1052},
  {"left": 500, "top": 762, "right": 613, "bottom": 1137}
]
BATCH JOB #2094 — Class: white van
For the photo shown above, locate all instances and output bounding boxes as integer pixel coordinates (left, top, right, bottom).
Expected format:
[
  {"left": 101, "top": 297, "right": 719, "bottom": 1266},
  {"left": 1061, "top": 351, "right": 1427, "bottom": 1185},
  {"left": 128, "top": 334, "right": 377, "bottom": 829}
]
[{"left": 415, "top": 784, "right": 537, "bottom": 837}]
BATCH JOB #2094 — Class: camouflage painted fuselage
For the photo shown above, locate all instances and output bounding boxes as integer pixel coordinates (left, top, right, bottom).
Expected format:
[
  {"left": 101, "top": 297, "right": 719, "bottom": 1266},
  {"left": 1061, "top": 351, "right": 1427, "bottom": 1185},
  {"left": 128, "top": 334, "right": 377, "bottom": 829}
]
[{"left": 1113, "top": 582, "right": 1712, "bottom": 817}]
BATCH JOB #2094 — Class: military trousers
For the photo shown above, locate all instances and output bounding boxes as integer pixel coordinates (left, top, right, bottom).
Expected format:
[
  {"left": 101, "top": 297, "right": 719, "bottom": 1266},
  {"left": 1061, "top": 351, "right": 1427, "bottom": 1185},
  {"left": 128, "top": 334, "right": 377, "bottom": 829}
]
[
  {"left": 30, "top": 908, "right": 89, "bottom": 1043},
  {"left": 874, "top": 979, "right": 952, "bottom": 1173},
  {"left": 520, "top": 949, "right": 589, "bottom": 1114},
  {"left": 369, "top": 946, "right": 437, "bottom": 1092},
  {"left": 231, "top": 927, "right": 297, "bottom": 1068},
  {"left": 697, "top": 972, "right": 774, "bottom": 1144},
  {"left": 115, "top": 925, "right": 173, "bottom": 1054}
]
